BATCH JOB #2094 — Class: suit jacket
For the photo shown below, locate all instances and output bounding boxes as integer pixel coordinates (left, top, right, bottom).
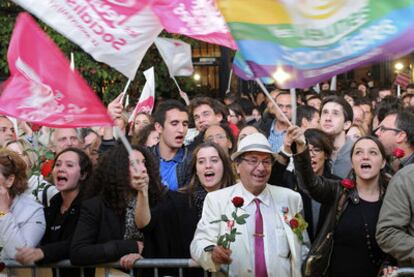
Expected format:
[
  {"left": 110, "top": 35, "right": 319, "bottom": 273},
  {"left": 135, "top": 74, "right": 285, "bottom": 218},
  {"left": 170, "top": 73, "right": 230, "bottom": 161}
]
[{"left": 190, "top": 183, "right": 308, "bottom": 277}]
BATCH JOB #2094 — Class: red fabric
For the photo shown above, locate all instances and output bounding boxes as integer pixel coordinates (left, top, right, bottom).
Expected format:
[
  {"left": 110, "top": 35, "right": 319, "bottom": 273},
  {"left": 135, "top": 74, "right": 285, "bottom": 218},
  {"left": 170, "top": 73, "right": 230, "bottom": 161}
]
[
  {"left": 0, "top": 13, "right": 113, "bottom": 128},
  {"left": 228, "top": 122, "right": 239, "bottom": 138}
]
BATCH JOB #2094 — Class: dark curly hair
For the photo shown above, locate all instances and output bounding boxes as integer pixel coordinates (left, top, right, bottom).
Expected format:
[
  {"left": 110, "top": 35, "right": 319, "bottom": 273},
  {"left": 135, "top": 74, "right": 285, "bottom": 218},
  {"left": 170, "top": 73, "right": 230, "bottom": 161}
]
[
  {"left": 0, "top": 149, "right": 27, "bottom": 198},
  {"left": 86, "top": 143, "right": 164, "bottom": 215}
]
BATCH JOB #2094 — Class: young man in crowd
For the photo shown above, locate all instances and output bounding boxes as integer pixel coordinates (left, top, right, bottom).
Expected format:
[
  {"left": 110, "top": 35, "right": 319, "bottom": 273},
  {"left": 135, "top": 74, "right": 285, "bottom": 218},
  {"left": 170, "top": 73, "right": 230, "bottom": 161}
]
[
  {"left": 152, "top": 99, "right": 191, "bottom": 190},
  {"left": 319, "top": 95, "right": 354, "bottom": 178}
]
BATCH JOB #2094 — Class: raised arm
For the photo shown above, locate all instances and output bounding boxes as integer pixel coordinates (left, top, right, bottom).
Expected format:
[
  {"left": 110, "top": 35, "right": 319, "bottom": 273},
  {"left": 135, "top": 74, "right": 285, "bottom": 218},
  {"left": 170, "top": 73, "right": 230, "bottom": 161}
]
[{"left": 287, "top": 126, "right": 339, "bottom": 205}]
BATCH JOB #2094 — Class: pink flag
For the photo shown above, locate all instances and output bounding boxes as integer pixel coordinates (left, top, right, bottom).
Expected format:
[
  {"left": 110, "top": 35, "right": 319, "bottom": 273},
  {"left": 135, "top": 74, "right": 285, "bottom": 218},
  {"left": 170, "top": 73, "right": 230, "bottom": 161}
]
[
  {"left": 0, "top": 13, "right": 113, "bottom": 128},
  {"left": 151, "top": 0, "right": 237, "bottom": 50}
]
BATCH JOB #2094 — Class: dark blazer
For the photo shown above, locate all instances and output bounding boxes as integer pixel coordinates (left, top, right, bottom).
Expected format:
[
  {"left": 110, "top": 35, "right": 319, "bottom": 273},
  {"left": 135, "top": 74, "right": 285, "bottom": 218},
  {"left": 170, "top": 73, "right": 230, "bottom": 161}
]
[{"left": 70, "top": 196, "right": 139, "bottom": 266}]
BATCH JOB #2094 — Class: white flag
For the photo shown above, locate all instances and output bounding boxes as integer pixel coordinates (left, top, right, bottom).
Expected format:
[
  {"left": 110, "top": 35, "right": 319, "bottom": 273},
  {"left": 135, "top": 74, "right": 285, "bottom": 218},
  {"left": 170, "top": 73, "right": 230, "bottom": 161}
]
[
  {"left": 128, "top": 67, "right": 155, "bottom": 122},
  {"left": 154, "top": 37, "right": 194, "bottom": 77},
  {"left": 12, "top": 1, "right": 163, "bottom": 79}
]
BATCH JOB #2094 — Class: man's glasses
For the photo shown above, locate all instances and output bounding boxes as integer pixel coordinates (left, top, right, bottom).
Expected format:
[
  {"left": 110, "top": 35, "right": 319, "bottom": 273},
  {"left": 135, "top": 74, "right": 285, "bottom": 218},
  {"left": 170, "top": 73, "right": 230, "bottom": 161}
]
[
  {"left": 374, "top": 125, "right": 403, "bottom": 133},
  {"left": 240, "top": 158, "right": 274, "bottom": 167}
]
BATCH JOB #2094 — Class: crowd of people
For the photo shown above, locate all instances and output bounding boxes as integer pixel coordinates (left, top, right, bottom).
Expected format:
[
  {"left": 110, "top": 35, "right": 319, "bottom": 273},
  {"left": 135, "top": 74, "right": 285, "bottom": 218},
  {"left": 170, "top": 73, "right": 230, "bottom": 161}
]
[{"left": 1, "top": 80, "right": 414, "bottom": 277}]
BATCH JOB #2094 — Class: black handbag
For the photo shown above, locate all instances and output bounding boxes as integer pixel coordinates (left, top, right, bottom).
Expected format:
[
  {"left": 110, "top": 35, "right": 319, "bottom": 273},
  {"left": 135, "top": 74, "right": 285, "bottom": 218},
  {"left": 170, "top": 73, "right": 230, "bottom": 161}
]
[{"left": 302, "top": 191, "right": 348, "bottom": 277}]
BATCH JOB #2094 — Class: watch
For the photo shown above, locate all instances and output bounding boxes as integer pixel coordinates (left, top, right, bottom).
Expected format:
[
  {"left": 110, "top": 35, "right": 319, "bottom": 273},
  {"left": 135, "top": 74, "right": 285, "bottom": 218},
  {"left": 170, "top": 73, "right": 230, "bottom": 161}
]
[{"left": 204, "top": 245, "right": 215, "bottom": 252}]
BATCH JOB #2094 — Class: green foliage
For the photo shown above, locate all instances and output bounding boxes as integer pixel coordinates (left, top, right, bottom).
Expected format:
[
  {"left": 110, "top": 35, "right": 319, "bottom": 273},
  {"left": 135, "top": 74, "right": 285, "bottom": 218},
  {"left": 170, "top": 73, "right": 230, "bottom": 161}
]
[{"left": 0, "top": 1, "right": 198, "bottom": 104}]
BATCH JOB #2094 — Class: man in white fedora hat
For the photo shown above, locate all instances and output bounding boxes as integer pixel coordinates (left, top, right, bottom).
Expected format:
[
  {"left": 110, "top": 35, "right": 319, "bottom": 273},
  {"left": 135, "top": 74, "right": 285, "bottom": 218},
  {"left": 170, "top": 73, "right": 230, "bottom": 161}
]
[{"left": 191, "top": 133, "right": 308, "bottom": 277}]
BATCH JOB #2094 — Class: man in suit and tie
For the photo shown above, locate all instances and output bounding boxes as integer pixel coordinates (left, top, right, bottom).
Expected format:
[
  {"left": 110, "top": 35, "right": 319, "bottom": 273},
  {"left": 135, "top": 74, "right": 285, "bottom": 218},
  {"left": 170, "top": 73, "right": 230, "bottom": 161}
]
[{"left": 191, "top": 133, "right": 309, "bottom": 277}]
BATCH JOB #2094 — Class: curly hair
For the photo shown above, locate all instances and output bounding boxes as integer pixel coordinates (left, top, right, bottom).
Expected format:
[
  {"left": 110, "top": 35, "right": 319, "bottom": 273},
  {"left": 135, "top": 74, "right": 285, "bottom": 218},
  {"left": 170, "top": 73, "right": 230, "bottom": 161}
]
[
  {"left": 0, "top": 149, "right": 28, "bottom": 198},
  {"left": 53, "top": 147, "right": 93, "bottom": 196},
  {"left": 86, "top": 143, "right": 164, "bottom": 215},
  {"left": 183, "top": 141, "right": 235, "bottom": 196}
]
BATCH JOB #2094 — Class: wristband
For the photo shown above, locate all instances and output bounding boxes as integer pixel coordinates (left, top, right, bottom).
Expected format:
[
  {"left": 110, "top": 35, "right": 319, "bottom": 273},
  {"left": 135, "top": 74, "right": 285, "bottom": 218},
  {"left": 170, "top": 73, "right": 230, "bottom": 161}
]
[
  {"left": 204, "top": 245, "right": 215, "bottom": 252},
  {"left": 278, "top": 145, "right": 293, "bottom": 160}
]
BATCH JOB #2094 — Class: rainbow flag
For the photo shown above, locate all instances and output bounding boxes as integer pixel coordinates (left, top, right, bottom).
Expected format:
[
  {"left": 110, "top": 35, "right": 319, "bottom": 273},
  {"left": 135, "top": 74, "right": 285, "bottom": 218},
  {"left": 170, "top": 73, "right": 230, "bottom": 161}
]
[{"left": 218, "top": 0, "right": 414, "bottom": 89}]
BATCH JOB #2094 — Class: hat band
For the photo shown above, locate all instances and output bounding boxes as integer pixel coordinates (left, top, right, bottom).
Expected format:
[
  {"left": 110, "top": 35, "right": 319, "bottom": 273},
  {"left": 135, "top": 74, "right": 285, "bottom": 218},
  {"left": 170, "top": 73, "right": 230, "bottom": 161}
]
[{"left": 238, "top": 143, "right": 273, "bottom": 154}]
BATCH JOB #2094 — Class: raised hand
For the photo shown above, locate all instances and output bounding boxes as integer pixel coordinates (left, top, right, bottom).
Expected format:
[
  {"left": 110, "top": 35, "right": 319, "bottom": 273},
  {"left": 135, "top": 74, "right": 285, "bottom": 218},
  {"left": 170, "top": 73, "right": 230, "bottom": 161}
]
[{"left": 108, "top": 93, "right": 124, "bottom": 120}]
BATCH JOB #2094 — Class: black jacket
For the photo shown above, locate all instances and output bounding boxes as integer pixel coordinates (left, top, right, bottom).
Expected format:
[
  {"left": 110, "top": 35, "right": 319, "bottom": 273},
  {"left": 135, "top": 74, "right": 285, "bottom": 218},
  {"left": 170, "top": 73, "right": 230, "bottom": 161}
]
[
  {"left": 38, "top": 193, "right": 82, "bottom": 263},
  {"left": 149, "top": 144, "right": 192, "bottom": 188},
  {"left": 70, "top": 196, "right": 139, "bottom": 266}
]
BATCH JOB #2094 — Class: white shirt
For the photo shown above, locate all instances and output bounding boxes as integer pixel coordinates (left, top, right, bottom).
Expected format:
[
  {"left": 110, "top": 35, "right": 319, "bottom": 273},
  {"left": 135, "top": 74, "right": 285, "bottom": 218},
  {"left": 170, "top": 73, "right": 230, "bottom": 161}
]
[{"left": 240, "top": 185, "right": 291, "bottom": 277}]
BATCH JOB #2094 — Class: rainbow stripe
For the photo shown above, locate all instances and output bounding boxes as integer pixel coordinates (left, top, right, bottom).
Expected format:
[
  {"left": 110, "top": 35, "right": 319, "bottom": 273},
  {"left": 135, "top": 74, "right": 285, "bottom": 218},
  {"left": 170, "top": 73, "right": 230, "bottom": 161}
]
[{"left": 218, "top": 0, "right": 414, "bottom": 88}]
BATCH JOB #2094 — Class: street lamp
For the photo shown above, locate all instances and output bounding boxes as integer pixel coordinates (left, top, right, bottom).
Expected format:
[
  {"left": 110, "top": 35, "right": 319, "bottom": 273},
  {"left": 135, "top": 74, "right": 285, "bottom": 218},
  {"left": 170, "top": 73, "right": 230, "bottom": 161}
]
[
  {"left": 193, "top": 73, "right": 201, "bottom": 81},
  {"left": 395, "top": 62, "right": 404, "bottom": 72}
]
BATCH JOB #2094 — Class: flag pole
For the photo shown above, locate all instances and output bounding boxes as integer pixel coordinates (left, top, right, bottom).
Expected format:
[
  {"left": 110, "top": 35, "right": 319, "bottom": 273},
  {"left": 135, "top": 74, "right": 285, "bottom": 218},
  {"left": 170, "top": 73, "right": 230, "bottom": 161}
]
[
  {"left": 226, "top": 69, "right": 233, "bottom": 94},
  {"left": 120, "top": 79, "right": 132, "bottom": 105},
  {"left": 290, "top": 88, "right": 297, "bottom": 125},
  {"left": 255, "top": 78, "right": 292, "bottom": 126},
  {"left": 171, "top": 76, "right": 183, "bottom": 92},
  {"left": 70, "top": 52, "right": 75, "bottom": 71},
  {"left": 114, "top": 126, "right": 141, "bottom": 173}
]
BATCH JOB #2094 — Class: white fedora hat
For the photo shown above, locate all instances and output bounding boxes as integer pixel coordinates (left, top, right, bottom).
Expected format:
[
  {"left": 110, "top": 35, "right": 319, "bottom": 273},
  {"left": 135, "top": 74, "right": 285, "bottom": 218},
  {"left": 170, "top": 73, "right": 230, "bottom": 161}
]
[{"left": 231, "top": 133, "right": 277, "bottom": 161}]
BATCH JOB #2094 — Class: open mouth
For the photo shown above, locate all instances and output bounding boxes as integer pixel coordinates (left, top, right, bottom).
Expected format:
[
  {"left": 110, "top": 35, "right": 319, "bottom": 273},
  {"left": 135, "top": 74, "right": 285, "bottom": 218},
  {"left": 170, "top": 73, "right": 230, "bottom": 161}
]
[
  {"left": 57, "top": 176, "right": 68, "bottom": 182},
  {"left": 360, "top": 163, "right": 372, "bottom": 170},
  {"left": 204, "top": 172, "right": 215, "bottom": 181}
]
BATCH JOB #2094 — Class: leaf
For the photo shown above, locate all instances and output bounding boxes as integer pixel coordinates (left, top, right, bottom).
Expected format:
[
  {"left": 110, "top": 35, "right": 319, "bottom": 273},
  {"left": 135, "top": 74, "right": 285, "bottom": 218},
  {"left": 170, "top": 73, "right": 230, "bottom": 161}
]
[
  {"left": 235, "top": 217, "right": 246, "bottom": 225},
  {"left": 227, "top": 233, "right": 236, "bottom": 242},
  {"left": 210, "top": 219, "right": 222, "bottom": 224},
  {"left": 239, "top": 214, "right": 249, "bottom": 220},
  {"left": 221, "top": 215, "right": 229, "bottom": 222},
  {"left": 45, "top": 151, "right": 55, "bottom": 160}
]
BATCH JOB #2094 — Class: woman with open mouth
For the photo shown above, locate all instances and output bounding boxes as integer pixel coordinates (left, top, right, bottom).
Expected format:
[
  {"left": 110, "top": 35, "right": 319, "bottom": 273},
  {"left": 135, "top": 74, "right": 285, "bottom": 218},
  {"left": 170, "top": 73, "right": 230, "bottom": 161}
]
[
  {"left": 181, "top": 141, "right": 235, "bottom": 219},
  {"left": 287, "top": 125, "right": 393, "bottom": 277},
  {"left": 14, "top": 147, "right": 92, "bottom": 277}
]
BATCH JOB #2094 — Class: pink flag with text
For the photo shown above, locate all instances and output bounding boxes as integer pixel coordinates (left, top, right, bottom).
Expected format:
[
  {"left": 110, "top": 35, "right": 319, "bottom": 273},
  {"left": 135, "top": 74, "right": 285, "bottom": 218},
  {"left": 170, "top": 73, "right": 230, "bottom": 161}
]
[
  {"left": 0, "top": 13, "right": 113, "bottom": 128},
  {"left": 151, "top": 0, "right": 237, "bottom": 50}
]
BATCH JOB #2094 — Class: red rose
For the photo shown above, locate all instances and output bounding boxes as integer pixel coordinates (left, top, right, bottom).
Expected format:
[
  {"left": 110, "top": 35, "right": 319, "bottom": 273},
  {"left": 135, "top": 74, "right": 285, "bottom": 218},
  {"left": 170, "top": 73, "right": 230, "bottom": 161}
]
[
  {"left": 232, "top": 196, "right": 244, "bottom": 208},
  {"left": 289, "top": 218, "right": 299, "bottom": 229},
  {"left": 31, "top": 124, "right": 42, "bottom": 133},
  {"left": 393, "top": 147, "right": 405, "bottom": 159},
  {"left": 341, "top": 179, "right": 355, "bottom": 190},
  {"left": 41, "top": 159, "right": 54, "bottom": 177}
]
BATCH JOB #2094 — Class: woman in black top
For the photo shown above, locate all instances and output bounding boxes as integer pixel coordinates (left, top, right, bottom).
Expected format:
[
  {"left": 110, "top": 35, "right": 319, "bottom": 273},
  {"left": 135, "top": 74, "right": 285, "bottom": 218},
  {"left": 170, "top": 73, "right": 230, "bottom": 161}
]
[
  {"left": 287, "top": 126, "right": 390, "bottom": 277},
  {"left": 15, "top": 147, "right": 92, "bottom": 277},
  {"left": 70, "top": 143, "right": 165, "bottom": 271}
]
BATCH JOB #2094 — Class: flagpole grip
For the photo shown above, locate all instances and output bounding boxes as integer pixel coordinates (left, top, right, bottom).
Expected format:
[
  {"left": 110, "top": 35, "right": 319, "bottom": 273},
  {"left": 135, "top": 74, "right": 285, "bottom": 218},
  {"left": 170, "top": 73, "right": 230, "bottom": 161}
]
[{"left": 255, "top": 78, "right": 292, "bottom": 126}]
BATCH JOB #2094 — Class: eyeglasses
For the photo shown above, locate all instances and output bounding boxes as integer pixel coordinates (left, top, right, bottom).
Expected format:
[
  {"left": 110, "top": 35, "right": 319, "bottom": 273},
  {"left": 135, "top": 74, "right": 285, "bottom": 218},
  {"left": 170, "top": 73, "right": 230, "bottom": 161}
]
[
  {"left": 374, "top": 125, "right": 403, "bottom": 133},
  {"left": 308, "top": 147, "right": 323, "bottom": 155},
  {"left": 240, "top": 158, "right": 274, "bottom": 167}
]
